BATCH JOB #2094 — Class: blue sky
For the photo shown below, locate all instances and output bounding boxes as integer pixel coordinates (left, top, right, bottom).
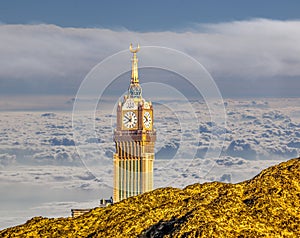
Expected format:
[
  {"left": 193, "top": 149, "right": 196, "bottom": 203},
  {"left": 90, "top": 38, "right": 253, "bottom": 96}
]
[{"left": 1, "top": 0, "right": 300, "bottom": 30}]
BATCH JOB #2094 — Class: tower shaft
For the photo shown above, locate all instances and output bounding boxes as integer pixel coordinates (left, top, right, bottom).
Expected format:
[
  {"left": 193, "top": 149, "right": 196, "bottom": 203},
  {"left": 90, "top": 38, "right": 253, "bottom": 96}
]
[
  {"left": 113, "top": 44, "right": 156, "bottom": 203},
  {"left": 113, "top": 140, "right": 155, "bottom": 201}
]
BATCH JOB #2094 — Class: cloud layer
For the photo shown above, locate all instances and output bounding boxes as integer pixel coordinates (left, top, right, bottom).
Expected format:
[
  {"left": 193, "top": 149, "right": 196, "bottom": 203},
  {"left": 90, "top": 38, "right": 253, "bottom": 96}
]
[
  {"left": 1, "top": 98, "right": 299, "bottom": 169},
  {"left": 1, "top": 19, "right": 300, "bottom": 98},
  {"left": 1, "top": 97, "right": 300, "bottom": 229}
]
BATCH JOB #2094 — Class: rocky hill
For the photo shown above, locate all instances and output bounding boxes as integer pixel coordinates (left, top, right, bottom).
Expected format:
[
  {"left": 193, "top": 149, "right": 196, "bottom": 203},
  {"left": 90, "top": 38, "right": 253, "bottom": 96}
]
[{"left": 1, "top": 158, "right": 299, "bottom": 237}]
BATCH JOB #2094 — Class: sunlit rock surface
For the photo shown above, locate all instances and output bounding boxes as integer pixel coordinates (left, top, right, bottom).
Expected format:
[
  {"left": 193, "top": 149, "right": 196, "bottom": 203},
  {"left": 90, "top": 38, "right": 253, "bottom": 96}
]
[{"left": 1, "top": 158, "right": 299, "bottom": 237}]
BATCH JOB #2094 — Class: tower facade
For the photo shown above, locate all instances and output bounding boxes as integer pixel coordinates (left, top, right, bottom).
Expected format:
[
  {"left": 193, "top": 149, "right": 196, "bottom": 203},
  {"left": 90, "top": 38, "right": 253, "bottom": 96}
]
[{"left": 113, "top": 44, "right": 156, "bottom": 203}]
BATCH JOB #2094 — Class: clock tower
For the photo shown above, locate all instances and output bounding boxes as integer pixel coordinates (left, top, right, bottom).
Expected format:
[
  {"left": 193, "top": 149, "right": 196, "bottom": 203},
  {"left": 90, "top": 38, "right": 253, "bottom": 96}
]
[{"left": 113, "top": 44, "right": 156, "bottom": 202}]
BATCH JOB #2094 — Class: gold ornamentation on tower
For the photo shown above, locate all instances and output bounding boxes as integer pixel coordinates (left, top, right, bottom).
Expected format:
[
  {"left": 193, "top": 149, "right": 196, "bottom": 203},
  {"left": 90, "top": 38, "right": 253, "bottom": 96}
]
[
  {"left": 130, "top": 43, "right": 140, "bottom": 84},
  {"left": 113, "top": 44, "right": 156, "bottom": 203}
]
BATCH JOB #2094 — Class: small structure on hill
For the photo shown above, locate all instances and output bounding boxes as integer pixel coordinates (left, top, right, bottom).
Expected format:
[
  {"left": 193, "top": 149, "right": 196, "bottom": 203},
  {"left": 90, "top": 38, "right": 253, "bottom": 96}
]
[
  {"left": 71, "top": 197, "right": 113, "bottom": 218},
  {"left": 71, "top": 208, "right": 92, "bottom": 218}
]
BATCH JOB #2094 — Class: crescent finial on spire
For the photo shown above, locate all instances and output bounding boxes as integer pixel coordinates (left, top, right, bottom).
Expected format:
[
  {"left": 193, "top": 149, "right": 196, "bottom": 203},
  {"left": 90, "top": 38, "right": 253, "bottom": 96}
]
[
  {"left": 130, "top": 43, "right": 140, "bottom": 84},
  {"left": 130, "top": 43, "right": 140, "bottom": 53}
]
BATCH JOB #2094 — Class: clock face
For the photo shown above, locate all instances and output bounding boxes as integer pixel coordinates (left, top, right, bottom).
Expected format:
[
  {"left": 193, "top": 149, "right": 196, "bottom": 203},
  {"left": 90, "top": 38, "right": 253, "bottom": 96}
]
[
  {"left": 143, "top": 111, "right": 152, "bottom": 129},
  {"left": 123, "top": 111, "right": 138, "bottom": 129}
]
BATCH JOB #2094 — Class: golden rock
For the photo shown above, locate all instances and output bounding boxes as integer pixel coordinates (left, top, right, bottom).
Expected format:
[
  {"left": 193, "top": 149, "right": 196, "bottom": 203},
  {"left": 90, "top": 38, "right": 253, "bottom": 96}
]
[{"left": 1, "top": 158, "right": 299, "bottom": 237}]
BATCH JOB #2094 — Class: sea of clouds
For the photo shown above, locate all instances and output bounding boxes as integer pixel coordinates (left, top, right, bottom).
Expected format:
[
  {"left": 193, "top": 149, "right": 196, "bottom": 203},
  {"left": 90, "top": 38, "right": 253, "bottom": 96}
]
[{"left": 0, "top": 98, "right": 299, "bottom": 228}]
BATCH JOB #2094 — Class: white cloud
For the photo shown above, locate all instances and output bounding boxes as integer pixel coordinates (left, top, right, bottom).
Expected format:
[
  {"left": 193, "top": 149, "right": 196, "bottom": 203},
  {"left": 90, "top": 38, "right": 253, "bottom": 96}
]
[
  {"left": 0, "top": 153, "right": 16, "bottom": 167},
  {"left": 0, "top": 19, "right": 300, "bottom": 98},
  {"left": 0, "top": 98, "right": 299, "bottom": 169}
]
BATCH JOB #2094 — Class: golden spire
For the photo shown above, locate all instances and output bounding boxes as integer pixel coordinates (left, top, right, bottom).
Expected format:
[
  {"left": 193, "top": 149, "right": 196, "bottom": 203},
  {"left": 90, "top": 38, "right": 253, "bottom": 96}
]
[{"left": 130, "top": 43, "right": 140, "bottom": 84}]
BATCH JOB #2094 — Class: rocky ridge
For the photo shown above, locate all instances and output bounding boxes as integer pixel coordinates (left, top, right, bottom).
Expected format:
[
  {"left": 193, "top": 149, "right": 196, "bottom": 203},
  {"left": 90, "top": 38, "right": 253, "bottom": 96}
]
[{"left": 1, "top": 158, "right": 299, "bottom": 237}]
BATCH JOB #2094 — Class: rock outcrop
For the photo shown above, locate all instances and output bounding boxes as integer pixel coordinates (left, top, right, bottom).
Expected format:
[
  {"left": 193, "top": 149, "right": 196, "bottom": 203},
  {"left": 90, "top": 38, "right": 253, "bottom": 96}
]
[{"left": 1, "top": 158, "right": 299, "bottom": 237}]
